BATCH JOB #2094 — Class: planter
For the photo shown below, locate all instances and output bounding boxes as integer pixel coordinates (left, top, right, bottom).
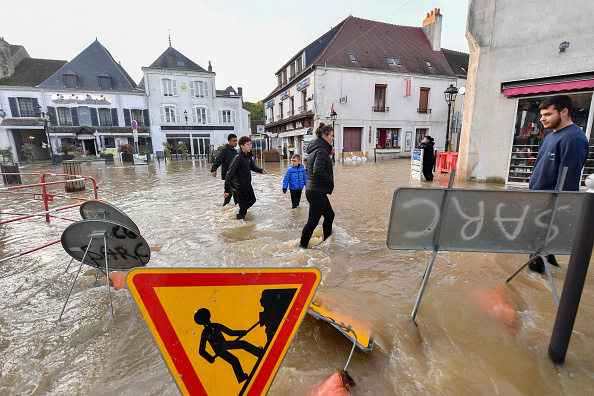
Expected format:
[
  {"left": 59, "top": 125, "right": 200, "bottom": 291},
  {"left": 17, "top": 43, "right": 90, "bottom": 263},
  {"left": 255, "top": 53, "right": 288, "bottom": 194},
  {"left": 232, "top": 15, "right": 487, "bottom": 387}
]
[
  {"left": 1, "top": 164, "right": 22, "bottom": 185},
  {"left": 263, "top": 152, "right": 280, "bottom": 162},
  {"left": 52, "top": 156, "right": 63, "bottom": 165},
  {"left": 61, "top": 154, "right": 74, "bottom": 160},
  {"left": 121, "top": 153, "right": 134, "bottom": 162},
  {"left": 101, "top": 155, "right": 114, "bottom": 162}
]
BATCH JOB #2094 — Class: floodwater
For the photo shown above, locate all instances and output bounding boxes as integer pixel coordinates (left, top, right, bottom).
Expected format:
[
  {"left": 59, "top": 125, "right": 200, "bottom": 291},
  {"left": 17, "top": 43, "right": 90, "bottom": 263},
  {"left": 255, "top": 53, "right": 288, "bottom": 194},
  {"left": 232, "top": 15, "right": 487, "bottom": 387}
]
[{"left": 1, "top": 157, "right": 594, "bottom": 395}]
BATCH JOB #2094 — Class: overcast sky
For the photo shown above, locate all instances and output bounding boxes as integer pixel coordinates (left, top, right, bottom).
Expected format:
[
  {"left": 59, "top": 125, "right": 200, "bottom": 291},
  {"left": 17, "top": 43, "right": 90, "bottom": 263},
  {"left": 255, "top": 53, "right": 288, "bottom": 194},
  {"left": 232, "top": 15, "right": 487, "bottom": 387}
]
[{"left": 2, "top": 0, "right": 469, "bottom": 102}]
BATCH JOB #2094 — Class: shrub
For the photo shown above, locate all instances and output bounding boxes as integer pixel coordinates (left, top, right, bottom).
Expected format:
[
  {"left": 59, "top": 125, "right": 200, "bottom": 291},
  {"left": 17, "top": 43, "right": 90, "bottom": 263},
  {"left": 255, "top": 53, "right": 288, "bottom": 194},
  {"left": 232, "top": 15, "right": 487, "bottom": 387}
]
[{"left": 117, "top": 144, "right": 134, "bottom": 154}]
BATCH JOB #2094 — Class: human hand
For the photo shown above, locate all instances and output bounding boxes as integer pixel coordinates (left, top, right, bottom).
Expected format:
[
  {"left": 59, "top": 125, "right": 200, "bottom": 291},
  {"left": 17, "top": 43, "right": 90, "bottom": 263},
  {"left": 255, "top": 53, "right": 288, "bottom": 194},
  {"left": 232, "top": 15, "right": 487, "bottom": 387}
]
[
  {"left": 263, "top": 169, "right": 268, "bottom": 174},
  {"left": 211, "top": 171, "right": 217, "bottom": 177},
  {"left": 331, "top": 147, "right": 335, "bottom": 155},
  {"left": 223, "top": 193, "right": 229, "bottom": 198}
]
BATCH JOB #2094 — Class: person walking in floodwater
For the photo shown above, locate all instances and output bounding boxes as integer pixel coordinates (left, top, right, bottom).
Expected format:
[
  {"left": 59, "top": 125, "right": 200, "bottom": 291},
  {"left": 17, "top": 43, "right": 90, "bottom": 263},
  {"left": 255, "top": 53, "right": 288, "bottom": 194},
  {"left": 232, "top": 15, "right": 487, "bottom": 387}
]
[
  {"left": 224, "top": 136, "right": 267, "bottom": 220},
  {"left": 282, "top": 154, "right": 307, "bottom": 209},
  {"left": 300, "top": 122, "right": 335, "bottom": 248},
  {"left": 194, "top": 308, "right": 263, "bottom": 383},
  {"left": 211, "top": 134, "right": 238, "bottom": 206},
  {"left": 420, "top": 135, "right": 435, "bottom": 181}
]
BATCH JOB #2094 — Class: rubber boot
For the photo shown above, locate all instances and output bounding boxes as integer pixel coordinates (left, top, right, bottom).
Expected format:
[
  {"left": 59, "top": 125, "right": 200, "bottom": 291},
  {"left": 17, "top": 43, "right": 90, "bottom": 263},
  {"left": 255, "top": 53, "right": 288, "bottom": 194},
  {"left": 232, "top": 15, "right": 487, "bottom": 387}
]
[{"left": 236, "top": 214, "right": 245, "bottom": 220}]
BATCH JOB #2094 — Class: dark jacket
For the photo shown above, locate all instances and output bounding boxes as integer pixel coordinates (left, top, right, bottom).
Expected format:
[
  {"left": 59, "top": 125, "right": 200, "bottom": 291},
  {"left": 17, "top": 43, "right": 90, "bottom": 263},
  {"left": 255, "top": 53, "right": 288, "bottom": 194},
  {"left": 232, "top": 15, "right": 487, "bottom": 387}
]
[
  {"left": 225, "top": 150, "right": 263, "bottom": 194},
  {"left": 211, "top": 144, "right": 237, "bottom": 180},
  {"left": 420, "top": 141, "right": 435, "bottom": 165},
  {"left": 283, "top": 164, "right": 307, "bottom": 190},
  {"left": 305, "top": 138, "right": 334, "bottom": 194}
]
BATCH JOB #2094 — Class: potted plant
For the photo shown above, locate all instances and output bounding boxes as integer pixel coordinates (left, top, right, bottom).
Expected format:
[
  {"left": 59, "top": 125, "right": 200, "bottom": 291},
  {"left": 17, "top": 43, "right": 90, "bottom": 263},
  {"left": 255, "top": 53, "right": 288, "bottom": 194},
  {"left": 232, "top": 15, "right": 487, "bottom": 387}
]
[
  {"left": 140, "top": 149, "right": 152, "bottom": 160},
  {"left": 262, "top": 149, "right": 280, "bottom": 162},
  {"left": 163, "top": 142, "right": 173, "bottom": 160},
  {"left": 282, "top": 145, "right": 288, "bottom": 159},
  {"left": 21, "top": 143, "right": 35, "bottom": 162},
  {"left": 0, "top": 146, "right": 14, "bottom": 164},
  {"left": 118, "top": 144, "right": 135, "bottom": 162},
  {"left": 0, "top": 146, "right": 21, "bottom": 184},
  {"left": 59, "top": 143, "right": 76, "bottom": 160},
  {"left": 52, "top": 153, "right": 63, "bottom": 165},
  {"left": 178, "top": 143, "right": 189, "bottom": 159},
  {"left": 99, "top": 151, "right": 114, "bottom": 162}
]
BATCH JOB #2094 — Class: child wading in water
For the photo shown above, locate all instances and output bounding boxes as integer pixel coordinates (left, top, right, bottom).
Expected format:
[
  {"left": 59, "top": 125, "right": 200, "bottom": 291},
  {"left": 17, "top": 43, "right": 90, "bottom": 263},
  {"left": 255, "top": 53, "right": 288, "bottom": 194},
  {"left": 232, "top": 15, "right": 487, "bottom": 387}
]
[{"left": 282, "top": 154, "right": 308, "bottom": 208}]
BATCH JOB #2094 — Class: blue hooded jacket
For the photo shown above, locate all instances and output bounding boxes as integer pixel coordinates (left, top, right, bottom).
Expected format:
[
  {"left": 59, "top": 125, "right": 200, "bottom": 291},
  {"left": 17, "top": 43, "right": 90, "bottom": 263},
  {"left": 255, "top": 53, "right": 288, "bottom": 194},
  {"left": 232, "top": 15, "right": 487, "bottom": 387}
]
[{"left": 282, "top": 164, "right": 307, "bottom": 190}]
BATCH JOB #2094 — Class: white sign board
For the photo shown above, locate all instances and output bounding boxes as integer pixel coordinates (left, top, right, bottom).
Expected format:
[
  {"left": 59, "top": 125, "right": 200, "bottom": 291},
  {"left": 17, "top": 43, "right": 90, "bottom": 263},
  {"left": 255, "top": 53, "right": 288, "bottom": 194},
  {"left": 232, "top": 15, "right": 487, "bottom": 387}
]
[{"left": 411, "top": 148, "right": 423, "bottom": 181}]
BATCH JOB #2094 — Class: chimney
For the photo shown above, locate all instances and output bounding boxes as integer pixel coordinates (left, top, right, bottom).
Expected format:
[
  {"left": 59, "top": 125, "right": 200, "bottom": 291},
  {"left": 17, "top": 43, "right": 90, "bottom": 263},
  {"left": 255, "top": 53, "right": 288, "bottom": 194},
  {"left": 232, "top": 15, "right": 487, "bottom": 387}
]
[
  {"left": 0, "top": 37, "right": 15, "bottom": 79},
  {"left": 208, "top": 61, "right": 212, "bottom": 72},
  {"left": 421, "top": 8, "right": 442, "bottom": 51},
  {"left": 238, "top": 87, "right": 243, "bottom": 97}
]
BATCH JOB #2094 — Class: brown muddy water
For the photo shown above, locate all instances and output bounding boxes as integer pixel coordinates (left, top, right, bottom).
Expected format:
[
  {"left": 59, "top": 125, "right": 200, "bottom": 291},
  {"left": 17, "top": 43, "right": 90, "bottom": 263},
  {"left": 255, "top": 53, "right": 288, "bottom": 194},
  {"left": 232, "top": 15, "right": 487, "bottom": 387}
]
[{"left": 1, "top": 157, "right": 593, "bottom": 395}]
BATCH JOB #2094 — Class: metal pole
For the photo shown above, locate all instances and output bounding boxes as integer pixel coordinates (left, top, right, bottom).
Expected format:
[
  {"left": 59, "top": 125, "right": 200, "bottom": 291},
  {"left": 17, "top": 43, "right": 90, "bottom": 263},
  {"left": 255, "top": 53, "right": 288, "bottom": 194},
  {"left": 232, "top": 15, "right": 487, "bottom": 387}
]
[
  {"left": 548, "top": 175, "right": 594, "bottom": 364},
  {"left": 332, "top": 119, "right": 336, "bottom": 163},
  {"left": 445, "top": 102, "right": 452, "bottom": 153}
]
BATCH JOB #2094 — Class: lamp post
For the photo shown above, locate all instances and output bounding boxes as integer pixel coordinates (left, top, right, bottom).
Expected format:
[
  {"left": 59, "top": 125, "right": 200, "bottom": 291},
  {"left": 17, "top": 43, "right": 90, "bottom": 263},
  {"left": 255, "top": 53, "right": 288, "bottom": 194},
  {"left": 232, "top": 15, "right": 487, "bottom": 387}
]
[
  {"left": 35, "top": 105, "right": 53, "bottom": 157},
  {"left": 330, "top": 110, "right": 337, "bottom": 162},
  {"left": 443, "top": 84, "right": 458, "bottom": 152}
]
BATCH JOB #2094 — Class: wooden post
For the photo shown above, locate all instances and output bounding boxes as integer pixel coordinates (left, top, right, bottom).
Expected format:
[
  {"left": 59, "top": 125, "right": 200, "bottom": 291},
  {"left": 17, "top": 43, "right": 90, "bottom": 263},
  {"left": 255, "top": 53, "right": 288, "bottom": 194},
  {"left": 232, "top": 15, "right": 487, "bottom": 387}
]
[{"left": 61, "top": 160, "right": 85, "bottom": 192}]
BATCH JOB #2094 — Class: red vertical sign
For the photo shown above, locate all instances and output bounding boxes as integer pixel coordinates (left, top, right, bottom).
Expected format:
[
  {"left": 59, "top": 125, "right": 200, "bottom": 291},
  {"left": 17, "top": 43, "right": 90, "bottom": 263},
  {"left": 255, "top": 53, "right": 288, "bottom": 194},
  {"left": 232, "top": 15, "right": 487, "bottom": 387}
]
[{"left": 405, "top": 78, "right": 412, "bottom": 97}]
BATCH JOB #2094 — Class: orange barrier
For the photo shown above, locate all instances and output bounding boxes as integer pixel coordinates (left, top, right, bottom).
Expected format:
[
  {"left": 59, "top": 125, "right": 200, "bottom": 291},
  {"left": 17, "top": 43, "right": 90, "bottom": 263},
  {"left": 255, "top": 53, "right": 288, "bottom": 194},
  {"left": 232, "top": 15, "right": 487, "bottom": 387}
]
[{"left": 435, "top": 151, "right": 458, "bottom": 174}]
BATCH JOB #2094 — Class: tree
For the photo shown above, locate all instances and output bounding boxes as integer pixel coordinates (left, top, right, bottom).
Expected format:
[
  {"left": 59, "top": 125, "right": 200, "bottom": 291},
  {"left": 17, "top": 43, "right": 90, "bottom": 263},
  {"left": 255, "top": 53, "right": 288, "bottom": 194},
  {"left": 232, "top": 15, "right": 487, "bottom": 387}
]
[{"left": 245, "top": 101, "right": 264, "bottom": 120}]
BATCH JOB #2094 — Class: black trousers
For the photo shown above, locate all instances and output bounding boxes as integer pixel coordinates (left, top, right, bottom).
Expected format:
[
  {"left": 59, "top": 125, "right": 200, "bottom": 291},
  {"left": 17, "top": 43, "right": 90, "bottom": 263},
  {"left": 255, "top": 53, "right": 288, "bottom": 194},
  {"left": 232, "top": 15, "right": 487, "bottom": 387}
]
[
  {"left": 422, "top": 163, "right": 433, "bottom": 181},
  {"left": 290, "top": 189, "right": 303, "bottom": 208},
  {"left": 237, "top": 187, "right": 257, "bottom": 216},
  {"left": 300, "top": 190, "right": 334, "bottom": 247}
]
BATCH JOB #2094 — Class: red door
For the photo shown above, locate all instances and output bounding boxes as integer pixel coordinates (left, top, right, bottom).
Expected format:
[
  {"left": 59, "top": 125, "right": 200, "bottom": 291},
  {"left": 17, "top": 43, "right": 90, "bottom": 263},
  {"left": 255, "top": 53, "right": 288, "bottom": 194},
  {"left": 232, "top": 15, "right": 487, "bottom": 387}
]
[{"left": 343, "top": 127, "right": 362, "bottom": 152}]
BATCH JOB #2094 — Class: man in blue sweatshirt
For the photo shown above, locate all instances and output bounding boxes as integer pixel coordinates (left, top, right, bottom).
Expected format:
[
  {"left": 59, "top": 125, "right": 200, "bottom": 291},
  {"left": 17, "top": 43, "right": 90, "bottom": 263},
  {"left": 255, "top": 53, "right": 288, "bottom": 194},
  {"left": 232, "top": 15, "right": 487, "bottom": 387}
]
[{"left": 528, "top": 95, "right": 589, "bottom": 272}]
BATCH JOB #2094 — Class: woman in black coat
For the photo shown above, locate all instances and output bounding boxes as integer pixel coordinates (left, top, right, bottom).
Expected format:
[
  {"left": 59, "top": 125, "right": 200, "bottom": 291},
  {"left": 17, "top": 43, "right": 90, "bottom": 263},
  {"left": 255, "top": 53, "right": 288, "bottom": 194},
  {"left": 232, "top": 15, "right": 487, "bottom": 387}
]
[
  {"left": 420, "top": 135, "right": 435, "bottom": 181},
  {"left": 300, "top": 122, "right": 335, "bottom": 248}
]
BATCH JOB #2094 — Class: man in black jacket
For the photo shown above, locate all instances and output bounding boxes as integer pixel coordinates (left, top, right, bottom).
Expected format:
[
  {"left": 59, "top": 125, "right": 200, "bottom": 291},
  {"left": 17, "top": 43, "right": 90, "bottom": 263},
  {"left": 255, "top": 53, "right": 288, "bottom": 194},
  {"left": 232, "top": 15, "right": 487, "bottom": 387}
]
[
  {"left": 224, "top": 136, "right": 267, "bottom": 220},
  {"left": 211, "top": 134, "right": 238, "bottom": 206}
]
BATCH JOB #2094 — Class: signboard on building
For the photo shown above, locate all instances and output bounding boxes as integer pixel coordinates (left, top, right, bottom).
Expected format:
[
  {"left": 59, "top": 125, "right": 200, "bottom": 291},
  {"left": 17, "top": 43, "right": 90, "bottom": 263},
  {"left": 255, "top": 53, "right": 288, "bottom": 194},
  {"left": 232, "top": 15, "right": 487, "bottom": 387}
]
[
  {"left": 405, "top": 131, "right": 412, "bottom": 151},
  {"left": 340, "top": 95, "right": 347, "bottom": 104},
  {"left": 296, "top": 77, "right": 309, "bottom": 91},
  {"left": 280, "top": 90, "right": 290, "bottom": 100},
  {"left": 265, "top": 99, "right": 274, "bottom": 109},
  {"left": 405, "top": 77, "right": 412, "bottom": 97},
  {"left": 411, "top": 148, "right": 423, "bottom": 181}
]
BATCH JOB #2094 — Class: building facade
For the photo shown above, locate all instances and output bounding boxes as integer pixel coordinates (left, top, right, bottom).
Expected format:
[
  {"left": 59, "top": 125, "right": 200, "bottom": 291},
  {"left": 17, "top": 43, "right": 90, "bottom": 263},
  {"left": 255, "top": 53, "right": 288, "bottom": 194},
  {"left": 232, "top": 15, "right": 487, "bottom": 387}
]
[
  {"left": 262, "top": 11, "right": 468, "bottom": 160},
  {"left": 458, "top": 0, "right": 594, "bottom": 187}
]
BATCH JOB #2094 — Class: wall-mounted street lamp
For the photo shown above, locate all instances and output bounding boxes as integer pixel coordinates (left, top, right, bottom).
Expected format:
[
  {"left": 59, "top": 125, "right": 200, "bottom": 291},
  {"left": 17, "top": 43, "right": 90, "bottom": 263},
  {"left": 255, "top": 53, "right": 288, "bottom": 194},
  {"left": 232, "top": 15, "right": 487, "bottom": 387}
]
[
  {"left": 443, "top": 84, "right": 458, "bottom": 152},
  {"left": 559, "top": 41, "right": 570, "bottom": 52},
  {"left": 184, "top": 110, "right": 188, "bottom": 125},
  {"left": 329, "top": 110, "right": 337, "bottom": 162}
]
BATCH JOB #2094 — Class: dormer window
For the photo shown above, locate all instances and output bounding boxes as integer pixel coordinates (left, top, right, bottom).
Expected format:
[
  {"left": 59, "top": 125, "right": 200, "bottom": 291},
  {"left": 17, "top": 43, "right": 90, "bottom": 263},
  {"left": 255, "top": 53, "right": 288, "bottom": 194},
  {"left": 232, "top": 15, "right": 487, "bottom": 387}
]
[
  {"left": 387, "top": 57, "right": 402, "bottom": 66},
  {"left": 425, "top": 61, "right": 432, "bottom": 68},
  {"left": 177, "top": 59, "right": 185, "bottom": 67},
  {"left": 63, "top": 74, "right": 78, "bottom": 88},
  {"left": 99, "top": 76, "right": 112, "bottom": 90},
  {"left": 348, "top": 53, "right": 357, "bottom": 63}
]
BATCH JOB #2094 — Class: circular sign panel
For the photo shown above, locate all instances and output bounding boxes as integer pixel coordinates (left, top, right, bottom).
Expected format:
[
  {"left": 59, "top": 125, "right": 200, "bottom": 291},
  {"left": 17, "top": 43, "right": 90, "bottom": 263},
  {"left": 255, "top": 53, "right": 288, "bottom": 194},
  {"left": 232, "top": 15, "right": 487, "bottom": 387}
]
[
  {"left": 61, "top": 219, "right": 150, "bottom": 270},
  {"left": 80, "top": 200, "right": 140, "bottom": 233}
]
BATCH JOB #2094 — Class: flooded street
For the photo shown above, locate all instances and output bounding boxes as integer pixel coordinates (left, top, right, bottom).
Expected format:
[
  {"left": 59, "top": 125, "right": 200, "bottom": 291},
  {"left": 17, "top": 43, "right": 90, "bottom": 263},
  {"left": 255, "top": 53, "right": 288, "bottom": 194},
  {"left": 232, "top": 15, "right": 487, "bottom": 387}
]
[{"left": 1, "top": 157, "right": 594, "bottom": 395}]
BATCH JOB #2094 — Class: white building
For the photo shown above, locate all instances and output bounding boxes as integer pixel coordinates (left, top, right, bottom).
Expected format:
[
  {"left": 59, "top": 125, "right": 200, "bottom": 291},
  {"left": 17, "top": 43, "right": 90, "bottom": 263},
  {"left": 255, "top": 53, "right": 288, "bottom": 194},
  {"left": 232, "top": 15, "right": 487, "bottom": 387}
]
[
  {"left": 262, "top": 11, "right": 468, "bottom": 160},
  {"left": 458, "top": 0, "right": 594, "bottom": 186},
  {"left": 141, "top": 46, "right": 249, "bottom": 156}
]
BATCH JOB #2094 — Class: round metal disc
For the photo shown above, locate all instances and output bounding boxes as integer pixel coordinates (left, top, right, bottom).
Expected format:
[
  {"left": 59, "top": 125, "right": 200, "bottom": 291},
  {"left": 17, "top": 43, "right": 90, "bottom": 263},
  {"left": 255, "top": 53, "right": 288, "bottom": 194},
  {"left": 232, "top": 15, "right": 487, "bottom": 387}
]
[
  {"left": 80, "top": 200, "right": 139, "bottom": 233},
  {"left": 61, "top": 219, "right": 150, "bottom": 270}
]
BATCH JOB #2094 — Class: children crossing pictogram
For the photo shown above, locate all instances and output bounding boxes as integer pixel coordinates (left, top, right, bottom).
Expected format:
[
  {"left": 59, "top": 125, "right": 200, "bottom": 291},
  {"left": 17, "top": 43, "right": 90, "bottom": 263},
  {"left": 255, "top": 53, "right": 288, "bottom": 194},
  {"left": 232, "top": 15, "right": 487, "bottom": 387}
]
[{"left": 126, "top": 268, "right": 321, "bottom": 396}]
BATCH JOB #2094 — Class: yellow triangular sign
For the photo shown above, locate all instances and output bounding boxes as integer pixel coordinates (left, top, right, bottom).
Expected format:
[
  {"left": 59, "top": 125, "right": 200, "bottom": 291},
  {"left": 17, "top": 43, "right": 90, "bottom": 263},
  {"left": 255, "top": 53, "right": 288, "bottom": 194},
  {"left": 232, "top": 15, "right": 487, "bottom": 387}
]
[{"left": 126, "top": 267, "right": 321, "bottom": 396}]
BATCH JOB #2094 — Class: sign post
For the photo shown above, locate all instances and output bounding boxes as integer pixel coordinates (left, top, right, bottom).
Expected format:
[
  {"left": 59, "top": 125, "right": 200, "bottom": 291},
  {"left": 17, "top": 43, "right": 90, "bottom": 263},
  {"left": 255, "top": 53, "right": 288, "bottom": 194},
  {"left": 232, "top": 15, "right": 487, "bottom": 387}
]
[{"left": 410, "top": 148, "right": 423, "bottom": 181}]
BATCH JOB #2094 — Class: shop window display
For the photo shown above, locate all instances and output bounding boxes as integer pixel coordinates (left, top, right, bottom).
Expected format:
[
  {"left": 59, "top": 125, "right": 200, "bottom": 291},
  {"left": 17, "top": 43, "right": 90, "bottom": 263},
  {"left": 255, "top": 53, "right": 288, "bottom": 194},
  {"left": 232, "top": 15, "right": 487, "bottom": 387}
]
[{"left": 508, "top": 93, "right": 593, "bottom": 185}]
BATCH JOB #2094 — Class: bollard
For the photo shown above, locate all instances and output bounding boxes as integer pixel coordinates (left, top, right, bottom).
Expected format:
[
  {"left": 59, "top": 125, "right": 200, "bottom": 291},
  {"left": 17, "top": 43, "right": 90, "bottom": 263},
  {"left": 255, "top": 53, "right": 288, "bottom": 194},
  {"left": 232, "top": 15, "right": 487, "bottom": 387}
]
[
  {"left": 61, "top": 160, "right": 85, "bottom": 192},
  {"left": 548, "top": 175, "right": 594, "bottom": 363}
]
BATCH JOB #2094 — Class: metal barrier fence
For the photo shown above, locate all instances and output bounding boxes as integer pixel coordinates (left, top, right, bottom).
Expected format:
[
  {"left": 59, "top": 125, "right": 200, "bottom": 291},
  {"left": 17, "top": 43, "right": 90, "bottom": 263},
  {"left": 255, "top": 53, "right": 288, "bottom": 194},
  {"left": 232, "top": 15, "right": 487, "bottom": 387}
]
[{"left": 435, "top": 151, "right": 458, "bottom": 174}]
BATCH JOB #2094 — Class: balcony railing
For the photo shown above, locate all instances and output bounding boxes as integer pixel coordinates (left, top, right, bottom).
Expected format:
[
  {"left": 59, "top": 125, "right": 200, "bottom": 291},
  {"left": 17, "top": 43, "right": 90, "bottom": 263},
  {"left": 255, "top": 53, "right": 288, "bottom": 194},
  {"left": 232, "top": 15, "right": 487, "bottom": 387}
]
[
  {"left": 417, "top": 108, "right": 432, "bottom": 114},
  {"left": 277, "top": 115, "right": 282, "bottom": 120},
  {"left": 286, "top": 110, "right": 294, "bottom": 116},
  {"left": 298, "top": 106, "right": 306, "bottom": 113},
  {"left": 372, "top": 106, "right": 389, "bottom": 112}
]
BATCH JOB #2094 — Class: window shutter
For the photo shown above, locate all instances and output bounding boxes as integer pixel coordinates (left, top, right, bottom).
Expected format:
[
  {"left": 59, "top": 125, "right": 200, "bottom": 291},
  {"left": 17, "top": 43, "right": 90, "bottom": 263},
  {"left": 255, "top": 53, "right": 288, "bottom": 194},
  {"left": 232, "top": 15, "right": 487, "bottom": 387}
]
[
  {"left": 232, "top": 110, "right": 237, "bottom": 124},
  {"left": 90, "top": 108, "right": 99, "bottom": 126},
  {"left": 172, "top": 80, "right": 178, "bottom": 96},
  {"left": 111, "top": 108, "right": 119, "bottom": 126},
  {"left": 206, "top": 108, "right": 211, "bottom": 124},
  {"left": 176, "top": 106, "right": 181, "bottom": 124},
  {"left": 123, "top": 108, "right": 131, "bottom": 126},
  {"left": 159, "top": 106, "right": 165, "bottom": 123},
  {"left": 143, "top": 109, "right": 150, "bottom": 127},
  {"left": 47, "top": 106, "right": 58, "bottom": 126},
  {"left": 191, "top": 107, "right": 197, "bottom": 124},
  {"left": 31, "top": 98, "right": 39, "bottom": 112},
  {"left": 161, "top": 79, "right": 166, "bottom": 96},
  {"left": 190, "top": 81, "right": 195, "bottom": 97},
  {"left": 204, "top": 82, "right": 209, "bottom": 97},
  {"left": 71, "top": 107, "right": 80, "bottom": 126},
  {"left": 419, "top": 88, "right": 429, "bottom": 110},
  {"left": 8, "top": 97, "right": 20, "bottom": 117},
  {"left": 219, "top": 110, "right": 223, "bottom": 124}
]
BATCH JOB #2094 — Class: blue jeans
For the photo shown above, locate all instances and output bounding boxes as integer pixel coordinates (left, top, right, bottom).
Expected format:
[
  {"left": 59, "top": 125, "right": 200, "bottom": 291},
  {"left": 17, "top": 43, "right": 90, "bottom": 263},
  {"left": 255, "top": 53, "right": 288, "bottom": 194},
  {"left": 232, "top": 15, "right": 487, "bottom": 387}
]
[{"left": 300, "top": 190, "right": 334, "bottom": 247}]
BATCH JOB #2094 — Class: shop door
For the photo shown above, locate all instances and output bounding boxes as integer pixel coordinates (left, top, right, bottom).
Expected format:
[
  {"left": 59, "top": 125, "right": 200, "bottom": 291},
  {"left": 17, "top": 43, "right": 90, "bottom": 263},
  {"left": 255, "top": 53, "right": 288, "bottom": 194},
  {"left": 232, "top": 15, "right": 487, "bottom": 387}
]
[{"left": 343, "top": 127, "right": 362, "bottom": 152}]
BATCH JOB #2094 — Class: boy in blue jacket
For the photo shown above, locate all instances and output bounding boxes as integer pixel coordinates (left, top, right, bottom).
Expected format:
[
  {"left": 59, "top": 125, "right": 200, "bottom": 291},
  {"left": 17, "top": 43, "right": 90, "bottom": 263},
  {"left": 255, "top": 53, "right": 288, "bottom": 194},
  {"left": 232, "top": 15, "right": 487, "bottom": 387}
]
[{"left": 282, "top": 154, "right": 307, "bottom": 208}]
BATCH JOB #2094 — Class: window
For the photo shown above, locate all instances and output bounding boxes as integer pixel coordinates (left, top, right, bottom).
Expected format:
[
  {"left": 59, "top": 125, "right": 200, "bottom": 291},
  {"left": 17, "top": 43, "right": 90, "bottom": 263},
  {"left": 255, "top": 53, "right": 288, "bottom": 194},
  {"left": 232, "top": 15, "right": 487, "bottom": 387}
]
[
  {"left": 220, "top": 110, "right": 235, "bottom": 124},
  {"left": 177, "top": 59, "right": 185, "bottom": 67},
  {"left": 377, "top": 128, "right": 401, "bottom": 148},
  {"left": 282, "top": 70, "right": 287, "bottom": 85},
  {"left": 18, "top": 98, "right": 35, "bottom": 117},
  {"left": 99, "top": 76, "right": 112, "bottom": 90},
  {"left": 374, "top": 84, "right": 387, "bottom": 111},
  {"left": 290, "top": 62, "right": 295, "bottom": 79},
  {"left": 290, "top": 97, "right": 295, "bottom": 116},
  {"left": 191, "top": 81, "right": 209, "bottom": 97},
  {"left": 387, "top": 57, "right": 402, "bottom": 66},
  {"left": 270, "top": 106, "right": 274, "bottom": 122},
  {"left": 415, "top": 128, "right": 428, "bottom": 148},
  {"left": 131, "top": 109, "right": 144, "bottom": 127},
  {"left": 57, "top": 107, "right": 73, "bottom": 126},
  {"left": 418, "top": 88, "right": 431, "bottom": 113},
  {"left": 279, "top": 102, "right": 283, "bottom": 119},
  {"left": 98, "top": 108, "right": 112, "bottom": 126},
  {"left": 64, "top": 74, "right": 78, "bottom": 88},
  {"left": 348, "top": 53, "right": 356, "bottom": 62},
  {"left": 162, "top": 106, "right": 177, "bottom": 123},
  {"left": 192, "top": 107, "right": 211, "bottom": 124},
  {"left": 162, "top": 79, "right": 177, "bottom": 96},
  {"left": 297, "top": 57, "right": 302, "bottom": 72},
  {"left": 425, "top": 61, "right": 432, "bottom": 68},
  {"left": 301, "top": 90, "right": 307, "bottom": 112},
  {"left": 278, "top": 75, "right": 282, "bottom": 87}
]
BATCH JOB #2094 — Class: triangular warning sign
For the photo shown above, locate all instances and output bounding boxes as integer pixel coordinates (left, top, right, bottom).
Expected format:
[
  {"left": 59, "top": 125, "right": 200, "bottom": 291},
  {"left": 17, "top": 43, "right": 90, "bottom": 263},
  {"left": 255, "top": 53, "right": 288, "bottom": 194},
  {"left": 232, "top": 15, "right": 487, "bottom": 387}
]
[{"left": 126, "top": 267, "right": 321, "bottom": 396}]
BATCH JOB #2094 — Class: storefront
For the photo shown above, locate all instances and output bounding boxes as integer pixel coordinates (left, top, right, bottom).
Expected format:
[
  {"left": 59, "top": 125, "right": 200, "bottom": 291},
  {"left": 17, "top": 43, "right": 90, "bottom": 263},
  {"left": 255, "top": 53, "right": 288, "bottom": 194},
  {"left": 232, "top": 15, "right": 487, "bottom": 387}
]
[{"left": 504, "top": 91, "right": 593, "bottom": 187}]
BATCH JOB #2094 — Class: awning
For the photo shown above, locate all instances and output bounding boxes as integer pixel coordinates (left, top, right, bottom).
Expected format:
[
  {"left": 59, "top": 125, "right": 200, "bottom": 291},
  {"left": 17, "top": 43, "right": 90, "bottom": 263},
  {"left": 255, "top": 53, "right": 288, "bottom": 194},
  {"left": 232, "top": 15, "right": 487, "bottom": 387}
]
[
  {"left": 278, "top": 128, "right": 310, "bottom": 138},
  {"left": 504, "top": 79, "right": 594, "bottom": 97}
]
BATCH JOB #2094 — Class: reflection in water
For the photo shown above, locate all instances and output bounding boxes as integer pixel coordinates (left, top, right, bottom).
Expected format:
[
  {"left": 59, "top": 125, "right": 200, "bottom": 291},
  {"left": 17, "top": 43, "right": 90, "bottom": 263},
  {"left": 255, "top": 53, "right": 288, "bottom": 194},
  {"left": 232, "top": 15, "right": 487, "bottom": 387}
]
[{"left": 1, "top": 158, "right": 594, "bottom": 395}]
